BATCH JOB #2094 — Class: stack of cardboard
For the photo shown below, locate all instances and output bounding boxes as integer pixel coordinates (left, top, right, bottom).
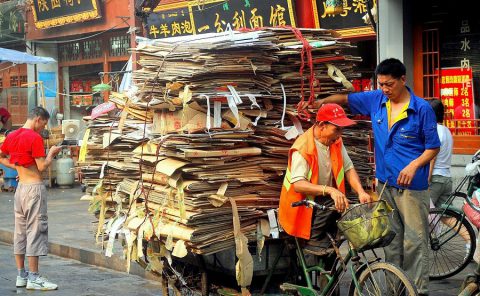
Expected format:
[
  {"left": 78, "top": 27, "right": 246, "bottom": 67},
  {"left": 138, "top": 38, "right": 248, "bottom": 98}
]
[{"left": 80, "top": 28, "right": 375, "bottom": 293}]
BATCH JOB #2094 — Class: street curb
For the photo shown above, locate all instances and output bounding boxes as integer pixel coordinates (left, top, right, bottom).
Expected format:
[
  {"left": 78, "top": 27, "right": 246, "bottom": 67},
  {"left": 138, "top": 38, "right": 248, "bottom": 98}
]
[{"left": 0, "top": 229, "right": 160, "bottom": 282}]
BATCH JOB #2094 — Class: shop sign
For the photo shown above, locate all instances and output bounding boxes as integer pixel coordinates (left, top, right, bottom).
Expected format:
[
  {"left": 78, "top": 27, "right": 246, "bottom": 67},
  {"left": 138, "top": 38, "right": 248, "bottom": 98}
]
[
  {"left": 145, "top": 0, "right": 296, "bottom": 39},
  {"left": 0, "top": 0, "right": 25, "bottom": 42},
  {"left": 436, "top": 67, "right": 477, "bottom": 135},
  {"left": 312, "top": 0, "right": 375, "bottom": 38},
  {"left": 31, "top": 0, "right": 102, "bottom": 29}
]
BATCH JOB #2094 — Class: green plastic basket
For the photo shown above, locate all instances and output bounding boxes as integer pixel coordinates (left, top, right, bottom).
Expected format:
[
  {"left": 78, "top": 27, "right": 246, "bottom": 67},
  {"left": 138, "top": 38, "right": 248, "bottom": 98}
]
[{"left": 337, "top": 200, "right": 395, "bottom": 251}]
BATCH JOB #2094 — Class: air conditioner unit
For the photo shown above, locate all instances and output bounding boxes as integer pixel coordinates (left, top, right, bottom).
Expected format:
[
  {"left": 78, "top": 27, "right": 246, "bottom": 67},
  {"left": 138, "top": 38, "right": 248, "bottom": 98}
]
[{"left": 61, "top": 119, "right": 80, "bottom": 145}]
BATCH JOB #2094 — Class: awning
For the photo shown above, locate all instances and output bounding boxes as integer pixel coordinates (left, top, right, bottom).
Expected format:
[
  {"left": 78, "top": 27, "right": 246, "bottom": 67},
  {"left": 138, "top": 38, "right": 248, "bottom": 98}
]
[{"left": 0, "top": 47, "right": 56, "bottom": 64}]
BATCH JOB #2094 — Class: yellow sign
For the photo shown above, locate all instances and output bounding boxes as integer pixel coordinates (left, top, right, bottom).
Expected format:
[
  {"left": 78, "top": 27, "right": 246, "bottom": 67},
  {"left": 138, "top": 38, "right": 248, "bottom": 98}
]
[
  {"left": 31, "top": 0, "right": 101, "bottom": 29},
  {"left": 78, "top": 128, "right": 90, "bottom": 162}
]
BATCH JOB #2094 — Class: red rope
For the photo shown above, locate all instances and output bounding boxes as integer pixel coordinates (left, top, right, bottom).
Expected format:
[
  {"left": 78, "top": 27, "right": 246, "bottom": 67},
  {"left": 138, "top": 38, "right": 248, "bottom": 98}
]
[{"left": 239, "top": 25, "right": 316, "bottom": 121}]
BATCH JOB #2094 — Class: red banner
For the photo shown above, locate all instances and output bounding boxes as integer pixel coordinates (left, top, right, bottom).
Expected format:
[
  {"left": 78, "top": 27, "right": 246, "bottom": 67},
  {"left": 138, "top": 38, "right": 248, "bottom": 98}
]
[{"left": 435, "top": 67, "right": 476, "bottom": 135}]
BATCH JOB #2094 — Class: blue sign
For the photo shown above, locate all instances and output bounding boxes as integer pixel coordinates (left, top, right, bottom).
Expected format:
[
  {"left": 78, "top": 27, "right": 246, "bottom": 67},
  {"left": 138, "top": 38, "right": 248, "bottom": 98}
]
[{"left": 38, "top": 71, "right": 57, "bottom": 98}]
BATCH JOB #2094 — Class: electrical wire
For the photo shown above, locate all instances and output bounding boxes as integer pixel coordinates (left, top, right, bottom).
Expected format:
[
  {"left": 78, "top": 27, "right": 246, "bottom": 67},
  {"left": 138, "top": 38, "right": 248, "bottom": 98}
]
[{"left": 41, "top": 58, "right": 129, "bottom": 98}]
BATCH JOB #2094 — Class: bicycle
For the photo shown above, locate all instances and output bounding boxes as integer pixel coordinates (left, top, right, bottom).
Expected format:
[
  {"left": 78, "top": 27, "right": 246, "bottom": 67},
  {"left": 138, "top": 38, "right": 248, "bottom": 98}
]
[
  {"left": 280, "top": 199, "right": 418, "bottom": 295},
  {"left": 428, "top": 150, "right": 480, "bottom": 280},
  {"left": 457, "top": 151, "right": 480, "bottom": 296}
]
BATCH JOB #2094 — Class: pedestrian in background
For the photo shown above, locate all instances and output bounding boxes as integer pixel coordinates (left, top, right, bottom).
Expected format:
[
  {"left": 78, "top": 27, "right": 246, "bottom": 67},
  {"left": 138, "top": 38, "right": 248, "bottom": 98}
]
[
  {"left": 426, "top": 99, "right": 473, "bottom": 253},
  {"left": 428, "top": 99, "right": 453, "bottom": 207},
  {"left": 0, "top": 107, "right": 12, "bottom": 130},
  {"left": 310, "top": 58, "right": 440, "bottom": 295},
  {"left": 0, "top": 106, "right": 61, "bottom": 291}
]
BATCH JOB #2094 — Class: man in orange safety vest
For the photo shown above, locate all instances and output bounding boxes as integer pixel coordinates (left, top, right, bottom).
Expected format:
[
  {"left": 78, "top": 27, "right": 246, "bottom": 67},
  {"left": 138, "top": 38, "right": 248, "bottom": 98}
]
[{"left": 278, "top": 103, "right": 372, "bottom": 255}]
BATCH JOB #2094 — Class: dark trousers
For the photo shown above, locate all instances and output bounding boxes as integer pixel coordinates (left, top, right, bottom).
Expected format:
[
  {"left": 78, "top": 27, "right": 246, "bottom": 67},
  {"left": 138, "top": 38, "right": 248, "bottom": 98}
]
[{"left": 308, "top": 197, "right": 340, "bottom": 247}]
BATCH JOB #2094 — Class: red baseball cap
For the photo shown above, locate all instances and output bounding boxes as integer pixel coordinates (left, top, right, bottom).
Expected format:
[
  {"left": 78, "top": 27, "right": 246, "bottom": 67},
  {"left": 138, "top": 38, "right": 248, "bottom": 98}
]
[{"left": 316, "top": 103, "right": 356, "bottom": 127}]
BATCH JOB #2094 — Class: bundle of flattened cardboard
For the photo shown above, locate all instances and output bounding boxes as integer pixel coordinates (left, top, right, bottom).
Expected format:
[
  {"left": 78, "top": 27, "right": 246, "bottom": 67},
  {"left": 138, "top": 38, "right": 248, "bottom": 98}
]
[{"left": 79, "top": 28, "right": 373, "bottom": 293}]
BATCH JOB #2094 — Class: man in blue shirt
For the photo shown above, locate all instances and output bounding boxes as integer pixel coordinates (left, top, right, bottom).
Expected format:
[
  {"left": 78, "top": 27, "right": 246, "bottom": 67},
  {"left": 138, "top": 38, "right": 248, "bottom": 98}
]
[{"left": 311, "top": 58, "right": 440, "bottom": 295}]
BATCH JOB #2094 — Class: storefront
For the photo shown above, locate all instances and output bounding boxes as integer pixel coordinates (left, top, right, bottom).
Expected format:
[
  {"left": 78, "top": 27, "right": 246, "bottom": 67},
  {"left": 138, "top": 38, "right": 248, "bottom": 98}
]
[
  {"left": 56, "top": 32, "right": 130, "bottom": 122},
  {"left": 0, "top": 0, "right": 29, "bottom": 126},
  {"left": 26, "top": 0, "right": 138, "bottom": 123},
  {"left": 413, "top": 0, "right": 480, "bottom": 153}
]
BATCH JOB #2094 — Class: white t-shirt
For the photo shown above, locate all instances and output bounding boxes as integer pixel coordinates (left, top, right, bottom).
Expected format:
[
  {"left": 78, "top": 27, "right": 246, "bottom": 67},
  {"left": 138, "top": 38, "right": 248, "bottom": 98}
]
[
  {"left": 290, "top": 139, "right": 354, "bottom": 185},
  {"left": 432, "top": 124, "right": 453, "bottom": 177}
]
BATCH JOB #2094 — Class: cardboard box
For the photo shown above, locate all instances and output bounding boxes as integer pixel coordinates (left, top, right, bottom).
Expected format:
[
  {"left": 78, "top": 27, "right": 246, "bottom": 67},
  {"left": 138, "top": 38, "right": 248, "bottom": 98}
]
[{"left": 153, "top": 105, "right": 231, "bottom": 134}]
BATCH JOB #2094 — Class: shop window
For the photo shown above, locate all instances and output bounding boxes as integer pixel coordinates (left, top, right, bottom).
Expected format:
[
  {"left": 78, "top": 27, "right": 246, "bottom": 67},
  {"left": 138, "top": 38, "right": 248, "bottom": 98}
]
[
  {"left": 83, "top": 39, "right": 103, "bottom": 60},
  {"left": 19, "top": 75, "right": 26, "bottom": 86},
  {"left": 59, "top": 42, "right": 80, "bottom": 62},
  {"left": 422, "top": 28, "right": 440, "bottom": 100},
  {"left": 10, "top": 75, "right": 26, "bottom": 87},
  {"left": 109, "top": 35, "right": 129, "bottom": 57},
  {"left": 10, "top": 76, "right": 18, "bottom": 87},
  {"left": 11, "top": 95, "right": 18, "bottom": 105}
]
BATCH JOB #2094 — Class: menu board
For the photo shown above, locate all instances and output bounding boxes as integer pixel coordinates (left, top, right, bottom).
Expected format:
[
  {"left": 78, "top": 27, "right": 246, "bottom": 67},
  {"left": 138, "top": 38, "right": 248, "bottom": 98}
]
[{"left": 437, "top": 67, "right": 476, "bottom": 135}]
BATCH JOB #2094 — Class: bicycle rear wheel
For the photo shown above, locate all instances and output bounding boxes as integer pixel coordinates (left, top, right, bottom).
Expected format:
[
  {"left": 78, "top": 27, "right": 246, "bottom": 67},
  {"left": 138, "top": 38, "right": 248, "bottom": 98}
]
[
  {"left": 348, "top": 262, "right": 418, "bottom": 295},
  {"left": 429, "top": 208, "right": 476, "bottom": 280}
]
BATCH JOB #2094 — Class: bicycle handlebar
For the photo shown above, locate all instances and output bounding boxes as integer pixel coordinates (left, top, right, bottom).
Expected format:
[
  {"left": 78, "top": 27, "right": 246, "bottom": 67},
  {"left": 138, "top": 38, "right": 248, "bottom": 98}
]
[{"left": 291, "top": 199, "right": 337, "bottom": 211}]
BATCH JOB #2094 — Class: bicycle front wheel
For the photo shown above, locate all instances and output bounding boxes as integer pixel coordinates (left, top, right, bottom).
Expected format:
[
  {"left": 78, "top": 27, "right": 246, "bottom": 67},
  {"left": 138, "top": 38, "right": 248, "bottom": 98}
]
[
  {"left": 429, "top": 208, "right": 476, "bottom": 280},
  {"left": 348, "top": 262, "right": 418, "bottom": 296}
]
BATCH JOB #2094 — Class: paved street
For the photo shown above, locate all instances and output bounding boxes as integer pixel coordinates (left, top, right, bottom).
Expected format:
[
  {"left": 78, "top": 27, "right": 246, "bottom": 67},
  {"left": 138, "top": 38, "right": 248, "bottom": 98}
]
[{"left": 0, "top": 242, "right": 163, "bottom": 296}]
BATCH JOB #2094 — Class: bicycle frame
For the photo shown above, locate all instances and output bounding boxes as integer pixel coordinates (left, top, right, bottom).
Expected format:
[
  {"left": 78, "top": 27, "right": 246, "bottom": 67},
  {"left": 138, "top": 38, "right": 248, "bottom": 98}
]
[
  {"left": 285, "top": 237, "right": 379, "bottom": 296},
  {"left": 280, "top": 200, "right": 416, "bottom": 295},
  {"left": 430, "top": 176, "right": 471, "bottom": 248},
  {"left": 429, "top": 157, "right": 480, "bottom": 281}
]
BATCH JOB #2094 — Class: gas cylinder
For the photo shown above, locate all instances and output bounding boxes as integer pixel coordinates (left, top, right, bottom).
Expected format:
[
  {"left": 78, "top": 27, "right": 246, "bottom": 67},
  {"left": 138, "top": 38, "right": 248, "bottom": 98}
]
[
  {"left": 56, "top": 156, "right": 74, "bottom": 188},
  {"left": 0, "top": 164, "right": 18, "bottom": 191}
]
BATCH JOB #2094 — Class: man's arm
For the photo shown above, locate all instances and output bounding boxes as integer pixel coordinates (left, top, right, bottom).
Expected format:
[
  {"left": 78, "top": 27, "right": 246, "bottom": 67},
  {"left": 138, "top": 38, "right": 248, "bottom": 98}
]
[
  {"left": 312, "top": 94, "right": 349, "bottom": 108},
  {"left": 35, "top": 146, "right": 62, "bottom": 172},
  {"left": 345, "top": 168, "right": 372, "bottom": 203},
  {"left": 0, "top": 152, "right": 15, "bottom": 169},
  {"left": 293, "top": 180, "right": 349, "bottom": 212},
  {"left": 397, "top": 148, "right": 440, "bottom": 188}
]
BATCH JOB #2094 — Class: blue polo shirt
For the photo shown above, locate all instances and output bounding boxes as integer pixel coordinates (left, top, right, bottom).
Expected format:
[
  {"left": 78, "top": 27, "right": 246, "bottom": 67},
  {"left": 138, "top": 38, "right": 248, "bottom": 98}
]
[{"left": 348, "top": 87, "right": 440, "bottom": 190}]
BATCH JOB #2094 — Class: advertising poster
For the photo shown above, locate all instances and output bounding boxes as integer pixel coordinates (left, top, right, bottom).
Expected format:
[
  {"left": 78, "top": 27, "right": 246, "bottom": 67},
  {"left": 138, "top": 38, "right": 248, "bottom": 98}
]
[{"left": 436, "top": 67, "right": 476, "bottom": 135}]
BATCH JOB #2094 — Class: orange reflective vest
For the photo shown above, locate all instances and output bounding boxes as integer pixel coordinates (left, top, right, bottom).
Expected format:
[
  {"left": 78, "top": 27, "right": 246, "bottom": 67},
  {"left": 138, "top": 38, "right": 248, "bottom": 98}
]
[{"left": 278, "top": 126, "right": 346, "bottom": 239}]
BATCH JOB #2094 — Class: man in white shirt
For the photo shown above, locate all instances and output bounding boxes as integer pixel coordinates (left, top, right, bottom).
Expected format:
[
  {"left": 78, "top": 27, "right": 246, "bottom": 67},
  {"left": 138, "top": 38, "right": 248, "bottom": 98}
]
[{"left": 428, "top": 99, "right": 453, "bottom": 207}]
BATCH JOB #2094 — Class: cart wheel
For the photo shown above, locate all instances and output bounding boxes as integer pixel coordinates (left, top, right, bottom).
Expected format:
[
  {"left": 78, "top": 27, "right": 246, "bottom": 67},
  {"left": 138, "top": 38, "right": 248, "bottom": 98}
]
[{"left": 201, "top": 271, "right": 209, "bottom": 296}]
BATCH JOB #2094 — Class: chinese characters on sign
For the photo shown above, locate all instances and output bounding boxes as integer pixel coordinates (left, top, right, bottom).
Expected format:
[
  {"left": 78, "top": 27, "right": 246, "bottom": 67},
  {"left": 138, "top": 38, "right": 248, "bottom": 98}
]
[
  {"left": 146, "top": 6, "right": 193, "bottom": 39},
  {"left": 145, "top": 0, "right": 296, "bottom": 39},
  {"left": 312, "top": 0, "right": 375, "bottom": 38},
  {"left": 437, "top": 68, "right": 476, "bottom": 135},
  {"left": 31, "top": 0, "right": 101, "bottom": 29},
  {"left": 459, "top": 20, "right": 470, "bottom": 69}
]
